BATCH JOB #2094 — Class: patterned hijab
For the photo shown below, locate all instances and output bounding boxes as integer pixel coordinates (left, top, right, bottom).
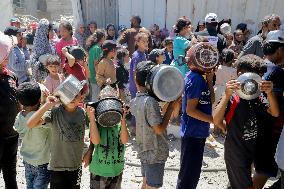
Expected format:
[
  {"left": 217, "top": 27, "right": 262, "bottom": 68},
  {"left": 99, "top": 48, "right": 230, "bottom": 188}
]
[{"left": 31, "top": 18, "right": 52, "bottom": 60}]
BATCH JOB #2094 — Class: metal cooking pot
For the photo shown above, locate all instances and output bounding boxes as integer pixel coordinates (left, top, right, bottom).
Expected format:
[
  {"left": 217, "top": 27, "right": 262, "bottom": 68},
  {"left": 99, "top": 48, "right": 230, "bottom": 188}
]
[
  {"left": 236, "top": 72, "right": 261, "bottom": 100},
  {"left": 54, "top": 74, "right": 86, "bottom": 105},
  {"left": 146, "top": 64, "right": 184, "bottom": 102},
  {"left": 87, "top": 97, "right": 123, "bottom": 127}
]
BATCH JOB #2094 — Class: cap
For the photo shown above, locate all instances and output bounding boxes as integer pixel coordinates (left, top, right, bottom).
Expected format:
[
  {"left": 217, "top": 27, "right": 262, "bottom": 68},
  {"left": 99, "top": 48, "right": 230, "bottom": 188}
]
[
  {"left": 220, "top": 23, "right": 231, "bottom": 34},
  {"left": 148, "top": 49, "right": 164, "bottom": 62},
  {"left": 10, "top": 17, "right": 20, "bottom": 23},
  {"left": 39, "top": 54, "right": 53, "bottom": 65},
  {"left": 4, "top": 26, "right": 26, "bottom": 36},
  {"left": 205, "top": 13, "right": 218, "bottom": 23},
  {"left": 102, "top": 40, "right": 117, "bottom": 52},
  {"left": 0, "top": 32, "right": 17, "bottom": 64},
  {"left": 266, "top": 30, "right": 284, "bottom": 43}
]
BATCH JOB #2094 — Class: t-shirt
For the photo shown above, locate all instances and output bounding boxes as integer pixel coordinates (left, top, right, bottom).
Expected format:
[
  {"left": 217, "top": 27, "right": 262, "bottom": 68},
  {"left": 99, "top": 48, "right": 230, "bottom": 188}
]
[
  {"left": 55, "top": 37, "right": 78, "bottom": 65},
  {"left": 180, "top": 71, "right": 212, "bottom": 138},
  {"left": 0, "top": 68, "right": 19, "bottom": 138},
  {"left": 89, "top": 124, "right": 125, "bottom": 177},
  {"left": 88, "top": 44, "right": 102, "bottom": 84},
  {"left": 130, "top": 92, "right": 169, "bottom": 164},
  {"left": 224, "top": 93, "right": 272, "bottom": 164},
  {"left": 162, "top": 48, "right": 173, "bottom": 65},
  {"left": 128, "top": 50, "right": 146, "bottom": 97},
  {"left": 14, "top": 111, "right": 51, "bottom": 166},
  {"left": 239, "top": 34, "right": 264, "bottom": 58},
  {"left": 43, "top": 105, "right": 86, "bottom": 171},
  {"left": 172, "top": 36, "right": 190, "bottom": 77},
  {"left": 43, "top": 74, "right": 65, "bottom": 94},
  {"left": 275, "top": 125, "right": 284, "bottom": 170}
]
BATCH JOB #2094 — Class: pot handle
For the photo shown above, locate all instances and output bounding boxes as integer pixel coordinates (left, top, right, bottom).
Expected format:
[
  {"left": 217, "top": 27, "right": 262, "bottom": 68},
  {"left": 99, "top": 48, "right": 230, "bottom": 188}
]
[{"left": 86, "top": 101, "right": 98, "bottom": 108}]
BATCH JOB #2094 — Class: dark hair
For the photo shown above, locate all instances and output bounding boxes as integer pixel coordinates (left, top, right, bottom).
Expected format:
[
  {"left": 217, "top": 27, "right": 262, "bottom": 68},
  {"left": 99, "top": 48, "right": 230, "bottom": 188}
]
[
  {"left": 163, "top": 37, "right": 173, "bottom": 46},
  {"left": 46, "top": 55, "right": 60, "bottom": 66},
  {"left": 86, "top": 29, "right": 106, "bottom": 50},
  {"left": 174, "top": 18, "right": 191, "bottom": 33},
  {"left": 195, "top": 20, "right": 205, "bottom": 32},
  {"left": 263, "top": 42, "right": 284, "bottom": 55},
  {"left": 235, "top": 54, "right": 267, "bottom": 75},
  {"left": 106, "top": 23, "right": 116, "bottom": 40},
  {"left": 117, "top": 48, "right": 129, "bottom": 63},
  {"left": 236, "top": 23, "right": 247, "bottom": 33},
  {"left": 17, "top": 82, "right": 41, "bottom": 106},
  {"left": 221, "top": 49, "right": 235, "bottom": 65},
  {"left": 135, "top": 61, "right": 155, "bottom": 87},
  {"left": 132, "top": 15, "right": 141, "bottom": 25},
  {"left": 89, "top": 21, "right": 97, "bottom": 27},
  {"left": 59, "top": 20, "right": 73, "bottom": 36}
]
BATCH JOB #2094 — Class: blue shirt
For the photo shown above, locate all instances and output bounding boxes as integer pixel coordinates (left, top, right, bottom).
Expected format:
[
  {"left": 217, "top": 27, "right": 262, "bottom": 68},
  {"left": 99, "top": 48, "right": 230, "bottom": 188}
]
[
  {"left": 162, "top": 48, "right": 173, "bottom": 65},
  {"left": 180, "top": 71, "right": 212, "bottom": 138},
  {"left": 172, "top": 36, "right": 190, "bottom": 77}
]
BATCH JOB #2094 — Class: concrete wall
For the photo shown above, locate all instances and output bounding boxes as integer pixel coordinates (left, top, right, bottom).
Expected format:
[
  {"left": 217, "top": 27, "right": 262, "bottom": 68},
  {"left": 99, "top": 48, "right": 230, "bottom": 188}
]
[{"left": 0, "top": 0, "right": 13, "bottom": 31}]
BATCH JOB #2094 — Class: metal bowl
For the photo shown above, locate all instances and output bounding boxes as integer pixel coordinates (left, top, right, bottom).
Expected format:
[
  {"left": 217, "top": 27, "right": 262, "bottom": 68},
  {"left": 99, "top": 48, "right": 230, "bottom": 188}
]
[{"left": 236, "top": 72, "right": 261, "bottom": 100}]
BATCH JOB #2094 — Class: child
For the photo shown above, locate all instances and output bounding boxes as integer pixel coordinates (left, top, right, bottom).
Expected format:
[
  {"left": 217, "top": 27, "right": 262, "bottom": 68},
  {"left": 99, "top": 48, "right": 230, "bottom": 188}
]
[
  {"left": 14, "top": 82, "right": 51, "bottom": 189},
  {"left": 86, "top": 95, "right": 129, "bottom": 189},
  {"left": 128, "top": 32, "right": 148, "bottom": 98},
  {"left": 27, "top": 90, "right": 86, "bottom": 189},
  {"left": 0, "top": 32, "right": 19, "bottom": 189},
  {"left": 130, "top": 61, "right": 179, "bottom": 189},
  {"left": 176, "top": 54, "right": 215, "bottom": 189},
  {"left": 213, "top": 54, "right": 279, "bottom": 189},
  {"left": 116, "top": 48, "right": 130, "bottom": 103},
  {"left": 213, "top": 48, "right": 237, "bottom": 108},
  {"left": 55, "top": 21, "right": 78, "bottom": 65},
  {"left": 86, "top": 29, "right": 106, "bottom": 102},
  {"left": 162, "top": 38, "right": 173, "bottom": 65},
  {"left": 43, "top": 55, "right": 64, "bottom": 94},
  {"left": 96, "top": 40, "right": 117, "bottom": 89},
  {"left": 148, "top": 49, "right": 165, "bottom": 65},
  {"left": 62, "top": 45, "right": 89, "bottom": 95}
]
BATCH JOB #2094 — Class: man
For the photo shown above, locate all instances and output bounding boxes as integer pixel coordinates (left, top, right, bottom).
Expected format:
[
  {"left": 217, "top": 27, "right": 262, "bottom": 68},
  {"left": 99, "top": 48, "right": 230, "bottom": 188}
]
[
  {"left": 4, "top": 26, "right": 29, "bottom": 84},
  {"left": 194, "top": 13, "right": 227, "bottom": 53},
  {"left": 118, "top": 15, "right": 152, "bottom": 56},
  {"left": 0, "top": 32, "right": 19, "bottom": 189},
  {"left": 239, "top": 14, "right": 281, "bottom": 58},
  {"left": 10, "top": 17, "right": 21, "bottom": 28}
]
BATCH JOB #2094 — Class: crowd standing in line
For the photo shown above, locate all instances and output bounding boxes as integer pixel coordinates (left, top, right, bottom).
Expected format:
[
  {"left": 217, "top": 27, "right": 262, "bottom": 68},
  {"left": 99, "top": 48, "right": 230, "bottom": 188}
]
[{"left": 0, "top": 11, "right": 283, "bottom": 189}]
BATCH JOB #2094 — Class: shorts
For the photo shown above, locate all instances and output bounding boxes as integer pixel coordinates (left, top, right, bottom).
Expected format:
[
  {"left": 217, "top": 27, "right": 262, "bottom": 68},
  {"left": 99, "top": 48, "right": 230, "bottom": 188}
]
[
  {"left": 50, "top": 167, "right": 82, "bottom": 189},
  {"left": 141, "top": 163, "right": 165, "bottom": 188},
  {"left": 90, "top": 173, "right": 122, "bottom": 189}
]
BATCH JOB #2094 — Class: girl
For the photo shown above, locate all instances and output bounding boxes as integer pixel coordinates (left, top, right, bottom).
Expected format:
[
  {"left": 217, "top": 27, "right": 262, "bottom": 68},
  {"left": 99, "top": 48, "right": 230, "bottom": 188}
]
[
  {"left": 172, "top": 17, "right": 192, "bottom": 77},
  {"left": 55, "top": 21, "right": 78, "bottom": 65},
  {"left": 106, "top": 23, "right": 117, "bottom": 41},
  {"left": 229, "top": 29, "right": 246, "bottom": 56},
  {"left": 86, "top": 29, "right": 106, "bottom": 102},
  {"left": 162, "top": 37, "right": 173, "bottom": 65},
  {"left": 88, "top": 21, "right": 97, "bottom": 35},
  {"left": 128, "top": 32, "right": 148, "bottom": 98},
  {"left": 30, "top": 18, "right": 56, "bottom": 83},
  {"left": 96, "top": 40, "right": 118, "bottom": 89},
  {"left": 195, "top": 20, "right": 206, "bottom": 32}
]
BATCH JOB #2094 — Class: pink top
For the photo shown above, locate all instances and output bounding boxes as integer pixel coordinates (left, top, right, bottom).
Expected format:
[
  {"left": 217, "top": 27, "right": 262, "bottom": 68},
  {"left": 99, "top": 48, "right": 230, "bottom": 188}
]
[
  {"left": 55, "top": 37, "right": 78, "bottom": 64},
  {"left": 43, "top": 74, "right": 65, "bottom": 94},
  {"left": 215, "top": 65, "right": 237, "bottom": 86}
]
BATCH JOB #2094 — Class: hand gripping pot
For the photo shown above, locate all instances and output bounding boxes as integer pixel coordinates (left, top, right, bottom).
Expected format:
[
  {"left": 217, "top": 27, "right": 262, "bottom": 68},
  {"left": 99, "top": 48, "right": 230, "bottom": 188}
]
[
  {"left": 87, "top": 98, "right": 123, "bottom": 127},
  {"left": 54, "top": 75, "right": 86, "bottom": 105},
  {"left": 186, "top": 42, "right": 219, "bottom": 72},
  {"left": 146, "top": 64, "right": 184, "bottom": 102},
  {"left": 236, "top": 72, "right": 261, "bottom": 100}
]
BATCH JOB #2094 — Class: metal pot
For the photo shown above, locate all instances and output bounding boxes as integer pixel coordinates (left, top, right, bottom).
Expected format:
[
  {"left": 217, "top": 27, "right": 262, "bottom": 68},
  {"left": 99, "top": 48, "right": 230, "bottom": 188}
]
[
  {"left": 54, "top": 74, "right": 85, "bottom": 105},
  {"left": 146, "top": 64, "right": 184, "bottom": 102},
  {"left": 87, "top": 97, "right": 123, "bottom": 127},
  {"left": 236, "top": 72, "right": 261, "bottom": 100}
]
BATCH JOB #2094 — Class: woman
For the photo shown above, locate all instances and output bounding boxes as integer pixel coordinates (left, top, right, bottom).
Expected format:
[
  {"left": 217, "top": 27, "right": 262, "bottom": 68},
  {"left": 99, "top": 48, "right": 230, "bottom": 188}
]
[
  {"left": 30, "top": 18, "right": 55, "bottom": 83},
  {"left": 106, "top": 23, "right": 117, "bottom": 41},
  {"left": 74, "top": 22, "right": 88, "bottom": 49}
]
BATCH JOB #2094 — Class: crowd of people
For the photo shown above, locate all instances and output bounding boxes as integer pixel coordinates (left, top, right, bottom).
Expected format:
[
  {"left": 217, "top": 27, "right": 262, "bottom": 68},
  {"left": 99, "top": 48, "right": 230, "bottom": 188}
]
[{"left": 0, "top": 11, "right": 283, "bottom": 189}]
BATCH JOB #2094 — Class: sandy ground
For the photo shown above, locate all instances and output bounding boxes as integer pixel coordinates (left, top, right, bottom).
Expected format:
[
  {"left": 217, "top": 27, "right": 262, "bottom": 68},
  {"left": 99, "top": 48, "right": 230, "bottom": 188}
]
[{"left": 0, "top": 125, "right": 277, "bottom": 189}]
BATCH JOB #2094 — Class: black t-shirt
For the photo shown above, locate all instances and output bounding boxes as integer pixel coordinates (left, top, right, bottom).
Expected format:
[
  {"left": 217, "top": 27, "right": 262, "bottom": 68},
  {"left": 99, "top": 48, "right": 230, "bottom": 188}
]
[
  {"left": 224, "top": 93, "right": 273, "bottom": 164},
  {"left": 0, "top": 68, "right": 19, "bottom": 138},
  {"left": 116, "top": 62, "right": 129, "bottom": 90}
]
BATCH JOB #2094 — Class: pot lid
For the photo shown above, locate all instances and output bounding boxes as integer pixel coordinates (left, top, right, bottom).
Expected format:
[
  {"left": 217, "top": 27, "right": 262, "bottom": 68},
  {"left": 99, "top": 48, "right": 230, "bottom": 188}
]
[{"left": 236, "top": 72, "right": 261, "bottom": 100}]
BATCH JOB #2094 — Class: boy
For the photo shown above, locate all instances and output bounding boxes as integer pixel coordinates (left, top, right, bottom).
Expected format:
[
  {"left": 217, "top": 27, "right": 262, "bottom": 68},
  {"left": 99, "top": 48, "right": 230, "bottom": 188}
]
[
  {"left": 148, "top": 49, "right": 165, "bottom": 65},
  {"left": 0, "top": 32, "right": 19, "bottom": 189},
  {"left": 130, "top": 61, "right": 180, "bottom": 189},
  {"left": 176, "top": 53, "right": 215, "bottom": 189},
  {"left": 27, "top": 90, "right": 86, "bottom": 189},
  {"left": 86, "top": 95, "right": 129, "bottom": 189},
  {"left": 162, "top": 38, "right": 173, "bottom": 65},
  {"left": 14, "top": 82, "right": 51, "bottom": 189},
  {"left": 213, "top": 54, "right": 279, "bottom": 189}
]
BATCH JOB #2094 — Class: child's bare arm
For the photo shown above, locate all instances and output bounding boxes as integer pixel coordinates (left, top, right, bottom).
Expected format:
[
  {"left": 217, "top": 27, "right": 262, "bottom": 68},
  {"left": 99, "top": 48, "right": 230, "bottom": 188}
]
[
  {"left": 120, "top": 108, "right": 129, "bottom": 144},
  {"left": 62, "top": 47, "right": 75, "bottom": 67},
  {"left": 87, "top": 107, "right": 100, "bottom": 145},
  {"left": 187, "top": 99, "right": 213, "bottom": 123},
  {"left": 260, "top": 81, "right": 280, "bottom": 117},
  {"left": 27, "top": 96, "right": 58, "bottom": 128}
]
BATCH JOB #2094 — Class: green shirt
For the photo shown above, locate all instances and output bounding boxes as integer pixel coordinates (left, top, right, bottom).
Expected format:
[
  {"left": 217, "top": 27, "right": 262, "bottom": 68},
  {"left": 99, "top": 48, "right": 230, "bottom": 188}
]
[
  {"left": 89, "top": 124, "right": 125, "bottom": 177},
  {"left": 88, "top": 44, "right": 102, "bottom": 84},
  {"left": 14, "top": 111, "right": 51, "bottom": 166}
]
